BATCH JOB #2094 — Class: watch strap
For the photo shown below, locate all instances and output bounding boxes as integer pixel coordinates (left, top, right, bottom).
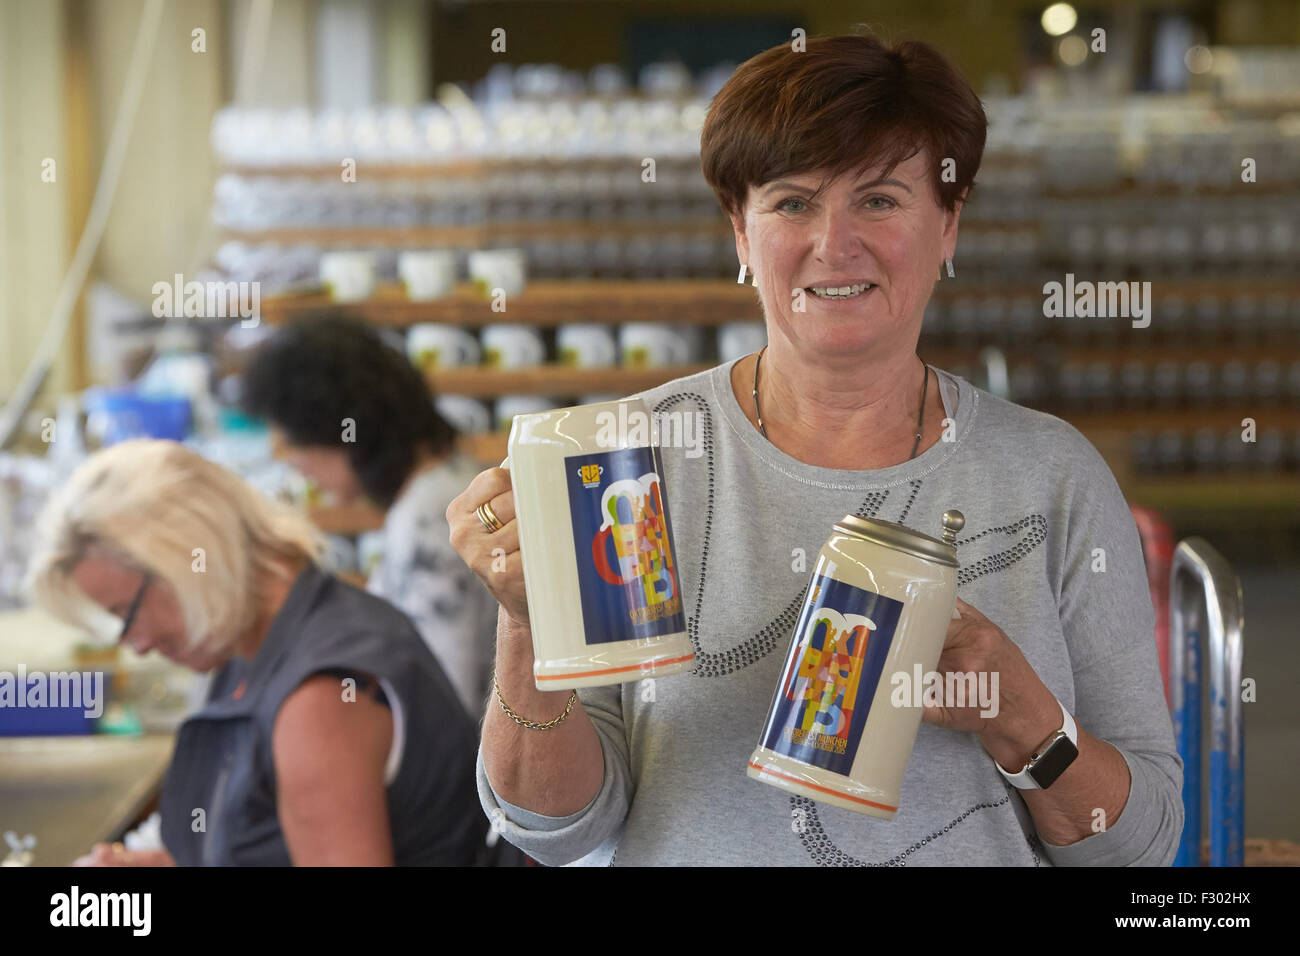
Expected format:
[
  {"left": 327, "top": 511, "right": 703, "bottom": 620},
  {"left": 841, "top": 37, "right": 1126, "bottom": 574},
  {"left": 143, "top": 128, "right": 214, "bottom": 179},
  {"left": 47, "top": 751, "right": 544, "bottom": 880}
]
[{"left": 995, "top": 696, "right": 1077, "bottom": 790}]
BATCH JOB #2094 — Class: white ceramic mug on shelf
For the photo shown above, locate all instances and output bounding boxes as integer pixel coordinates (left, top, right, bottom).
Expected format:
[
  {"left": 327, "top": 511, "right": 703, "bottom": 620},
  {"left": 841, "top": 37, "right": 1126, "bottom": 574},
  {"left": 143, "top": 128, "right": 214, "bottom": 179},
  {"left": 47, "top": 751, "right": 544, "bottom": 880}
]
[
  {"left": 407, "top": 324, "right": 481, "bottom": 371},
  {"left": 557, "top": 324, "right": 618, "bottom": 368},
  {"left": 435, "top": 394, "right": 493, "bottom": 434},
  {"left": 619, "top": 322, "right": 691, "bottom": 367},
  {"left": 481, "top": 324, "right": 546, "bottom": 369},
  {"left": 398, "top": 250, "right": 457, "bottom": 301},
  {"left": 469, "top": 248, "right": 528, "bottom": 299},
  {"left": 320, "top": 252, "right": 376, "bottom": 302}
]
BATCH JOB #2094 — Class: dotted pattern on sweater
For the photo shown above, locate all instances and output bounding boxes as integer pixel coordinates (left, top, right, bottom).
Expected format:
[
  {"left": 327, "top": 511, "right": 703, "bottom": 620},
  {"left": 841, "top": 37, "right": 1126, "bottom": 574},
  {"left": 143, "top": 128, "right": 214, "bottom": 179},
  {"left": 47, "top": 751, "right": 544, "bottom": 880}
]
[
  {"left": 853, "top": 490, "right": 888, "bottom": 519},
  {"left": 895, "top": 479, "right": 922, "bottom": 524},
  {"left": 631, "top": 388, "right": 1056, "bottom": 866},
  {"left": 956, "top": 514, "right": 1049, "bottom": 587},
  {"left": 652, "top": 391, "right": 714, "bottom": 630},
  {"left": 791, "top": 793, "right": 1041, "bottom": 866},
  {"left": 648, "top": 388, "right": 1047, "bottom": 679}
]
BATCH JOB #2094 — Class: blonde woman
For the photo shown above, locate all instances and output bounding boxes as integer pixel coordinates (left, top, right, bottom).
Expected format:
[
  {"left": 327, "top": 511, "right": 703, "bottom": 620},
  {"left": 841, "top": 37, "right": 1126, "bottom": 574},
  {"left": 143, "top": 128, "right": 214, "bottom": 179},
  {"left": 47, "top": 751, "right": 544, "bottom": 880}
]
[{"left": 28, "top": 439, "right": 486, "bottom": 866}]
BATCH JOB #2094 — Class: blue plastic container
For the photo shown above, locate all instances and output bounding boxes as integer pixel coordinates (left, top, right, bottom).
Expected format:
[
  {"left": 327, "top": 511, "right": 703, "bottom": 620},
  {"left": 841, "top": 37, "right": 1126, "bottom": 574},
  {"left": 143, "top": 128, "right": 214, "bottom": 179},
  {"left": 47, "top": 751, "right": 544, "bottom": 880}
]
[
  {"left": 0, "top": 670, "right": 101, "bottom": 736},
  {"left": 84, "top": 388, "right": 192, "bottom": 444}
]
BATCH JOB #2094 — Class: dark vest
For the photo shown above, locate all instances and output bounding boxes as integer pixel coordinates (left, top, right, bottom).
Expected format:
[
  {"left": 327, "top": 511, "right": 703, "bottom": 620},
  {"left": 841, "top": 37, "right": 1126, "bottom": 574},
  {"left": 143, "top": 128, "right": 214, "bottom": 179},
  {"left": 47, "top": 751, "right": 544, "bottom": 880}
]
[{"left": 159, "top": 564, "right": 486, "bottom": 865}]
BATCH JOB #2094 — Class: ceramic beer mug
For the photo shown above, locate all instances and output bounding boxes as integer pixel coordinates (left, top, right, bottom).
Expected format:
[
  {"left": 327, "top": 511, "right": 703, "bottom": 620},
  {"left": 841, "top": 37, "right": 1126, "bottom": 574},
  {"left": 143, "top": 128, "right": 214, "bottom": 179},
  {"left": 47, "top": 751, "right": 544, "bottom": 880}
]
[
  {"left": 505, "top": 397, "right": 695, "bottom": 689},
  {"left": 406, "top": 324, "right": 480, "bottom": 371},
  {"left": 748, "top": 510, "right": 964, "bottom": 820}
]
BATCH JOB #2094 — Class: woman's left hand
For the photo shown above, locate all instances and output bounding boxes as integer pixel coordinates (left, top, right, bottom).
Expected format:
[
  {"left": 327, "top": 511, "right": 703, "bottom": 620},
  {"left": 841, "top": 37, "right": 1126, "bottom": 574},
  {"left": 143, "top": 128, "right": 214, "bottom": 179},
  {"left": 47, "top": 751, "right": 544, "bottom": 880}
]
[{"left": 920, "top": 597, "right": 1059, "bottom": 750}]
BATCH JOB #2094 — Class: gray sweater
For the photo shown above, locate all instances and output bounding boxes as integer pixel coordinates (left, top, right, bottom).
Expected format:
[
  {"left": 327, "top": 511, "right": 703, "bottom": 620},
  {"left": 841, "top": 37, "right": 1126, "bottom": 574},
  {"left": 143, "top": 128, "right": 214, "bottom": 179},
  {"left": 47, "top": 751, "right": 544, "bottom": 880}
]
[{"left": 477, "top": 361, "right": 1184, "bottom": 866}]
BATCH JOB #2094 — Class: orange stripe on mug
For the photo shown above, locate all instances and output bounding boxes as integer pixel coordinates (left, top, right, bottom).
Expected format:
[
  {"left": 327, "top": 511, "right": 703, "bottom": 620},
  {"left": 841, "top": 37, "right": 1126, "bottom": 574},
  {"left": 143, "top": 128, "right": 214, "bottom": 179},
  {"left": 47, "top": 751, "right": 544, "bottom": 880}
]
[
  {"left": 536, "top": 653, "right": 696, "bottom": 680},
  {"left": 747, "top": 762, "right": 898, "bottom": 813}
]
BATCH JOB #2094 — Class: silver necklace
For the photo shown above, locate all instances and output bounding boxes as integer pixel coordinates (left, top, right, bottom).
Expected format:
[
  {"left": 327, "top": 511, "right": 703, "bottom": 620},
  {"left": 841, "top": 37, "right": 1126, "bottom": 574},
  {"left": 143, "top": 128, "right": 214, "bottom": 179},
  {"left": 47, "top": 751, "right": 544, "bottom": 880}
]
[{"left": 752, "top": 348, "right": 930, "bottom": 461}]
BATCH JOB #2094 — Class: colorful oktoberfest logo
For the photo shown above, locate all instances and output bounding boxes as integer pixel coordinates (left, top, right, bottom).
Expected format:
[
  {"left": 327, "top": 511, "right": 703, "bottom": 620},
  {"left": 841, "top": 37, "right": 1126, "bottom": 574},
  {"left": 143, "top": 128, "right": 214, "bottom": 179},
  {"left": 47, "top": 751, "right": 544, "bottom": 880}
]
[
  {"left": 566, "top": 448, "right": 685, "bottom": 645},
  {"left": 761, "top": 574, "right": 902, "bottom": 774},
  {"left": 788, "top": 608, "right": 872, "bottom": 754}
]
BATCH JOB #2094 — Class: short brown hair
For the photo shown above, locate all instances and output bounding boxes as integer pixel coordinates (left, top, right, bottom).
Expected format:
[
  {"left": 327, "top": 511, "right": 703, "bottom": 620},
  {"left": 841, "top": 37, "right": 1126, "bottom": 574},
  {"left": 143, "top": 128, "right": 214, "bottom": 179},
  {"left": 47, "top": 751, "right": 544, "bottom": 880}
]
[{"left": 700, "top": 32, "right": 987, "bottom": 220}]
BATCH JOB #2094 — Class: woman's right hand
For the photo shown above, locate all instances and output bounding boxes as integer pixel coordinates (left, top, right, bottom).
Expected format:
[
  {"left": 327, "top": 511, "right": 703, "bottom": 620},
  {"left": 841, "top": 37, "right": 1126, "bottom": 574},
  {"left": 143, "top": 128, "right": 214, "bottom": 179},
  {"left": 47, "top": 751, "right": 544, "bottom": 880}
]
[{"left": 447, "top": 466, "right": 529, "bottom": 627}]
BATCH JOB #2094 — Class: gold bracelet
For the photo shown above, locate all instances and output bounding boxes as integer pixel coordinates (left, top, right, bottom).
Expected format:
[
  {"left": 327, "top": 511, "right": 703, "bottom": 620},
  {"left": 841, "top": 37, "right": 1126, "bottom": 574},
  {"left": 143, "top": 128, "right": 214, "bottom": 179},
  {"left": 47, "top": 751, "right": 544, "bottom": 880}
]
[{"left": 492, "top": 671, "right": 578, "bottom": 730}]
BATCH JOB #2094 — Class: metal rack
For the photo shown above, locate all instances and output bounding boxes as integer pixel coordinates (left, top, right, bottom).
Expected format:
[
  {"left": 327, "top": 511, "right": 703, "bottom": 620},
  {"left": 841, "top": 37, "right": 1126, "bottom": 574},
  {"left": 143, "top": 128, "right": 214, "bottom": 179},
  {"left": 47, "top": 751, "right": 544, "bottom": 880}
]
[{"left": 1170, "top": 537, "right": 1246, "bottom": 867}]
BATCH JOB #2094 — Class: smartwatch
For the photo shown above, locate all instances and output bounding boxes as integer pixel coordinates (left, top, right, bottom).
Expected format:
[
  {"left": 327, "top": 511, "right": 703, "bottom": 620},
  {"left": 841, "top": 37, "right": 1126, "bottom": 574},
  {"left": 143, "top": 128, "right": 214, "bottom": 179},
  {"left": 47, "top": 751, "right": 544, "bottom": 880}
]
[{"left": 995, "top": 696, "right": 1078, "bottom": 790}]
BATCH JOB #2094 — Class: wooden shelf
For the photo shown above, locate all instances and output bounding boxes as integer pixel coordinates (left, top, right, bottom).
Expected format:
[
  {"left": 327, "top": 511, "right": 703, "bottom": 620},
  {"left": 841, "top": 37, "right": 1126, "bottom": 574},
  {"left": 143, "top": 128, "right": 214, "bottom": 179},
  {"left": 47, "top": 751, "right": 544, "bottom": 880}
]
[
  {"left": 1122, "top": 475, "right": 1300, "bottom": 512},
  {"left": 1067, "top": 408, "right": 1300, "bottom": 433},
  {"left": 930, "top": 277, "right": 1299, "bottom": 301},
  {"left": 227, "top": 220, "right": 1048, "bottom": 246},
  {"left": 259, "top": 277, "right": 1298, "bottom": 329},
  {"left": 1013, "top": 346, "right": 1300, "bottom": 367},
  {"left": 1043, "top": 179, "right": 1298, "bottom": 198},
  {"left": 232, "top": 225, "right": 491, "bottom": 246},
  {"left": 261, "top": 280, "right": 760, "bottom": 327},
  {"left": 919, "top": 347, "right": 1300, "bottom": 373},
  {"left": 308, "top": 501, "right": 384, "bottom": 534},
  {"left": 219, "top": 157, "right": 695, "bottom": 179},
  {"left": 222, "top": 160, "right": 495, "bottom": 179},
  {"left": 428, "top": 363, "right": 711, "bottom": 397},
  {"left": 223, "top": 219, "right": 729, "bottom": 247},
  {"left": 462, "top": 432, "right": 510, "bottom": 465}
]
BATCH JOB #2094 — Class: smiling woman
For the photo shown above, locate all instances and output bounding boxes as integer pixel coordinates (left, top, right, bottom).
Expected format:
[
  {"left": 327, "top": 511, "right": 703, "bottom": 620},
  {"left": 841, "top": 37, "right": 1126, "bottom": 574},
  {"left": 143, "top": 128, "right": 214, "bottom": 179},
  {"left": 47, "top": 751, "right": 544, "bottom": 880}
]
[
  {"left": 698, "top": 34, "right": 988, "bottom": 470},
  {"left": 456, "top": 30, "right": 1184, "bottom": 868}
]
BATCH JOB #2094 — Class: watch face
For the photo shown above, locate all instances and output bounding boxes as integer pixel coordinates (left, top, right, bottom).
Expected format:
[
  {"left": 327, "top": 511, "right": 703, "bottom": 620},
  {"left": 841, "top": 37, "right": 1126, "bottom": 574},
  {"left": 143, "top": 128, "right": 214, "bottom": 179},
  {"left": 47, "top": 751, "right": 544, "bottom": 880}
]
[{"left": 1028, "top": 737, "right": 1079, "bottom": 789}]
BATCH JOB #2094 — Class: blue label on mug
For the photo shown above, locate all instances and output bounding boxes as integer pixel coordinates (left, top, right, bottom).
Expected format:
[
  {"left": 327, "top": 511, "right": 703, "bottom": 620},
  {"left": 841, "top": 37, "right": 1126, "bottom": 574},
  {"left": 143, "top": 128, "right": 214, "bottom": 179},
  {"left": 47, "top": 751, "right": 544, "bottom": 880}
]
[
  {"left": 564, "top": 447, "right": 686, "bottom": 646},
  {"left": 759, "top": 573, "right": 904, "bottom": 775}
]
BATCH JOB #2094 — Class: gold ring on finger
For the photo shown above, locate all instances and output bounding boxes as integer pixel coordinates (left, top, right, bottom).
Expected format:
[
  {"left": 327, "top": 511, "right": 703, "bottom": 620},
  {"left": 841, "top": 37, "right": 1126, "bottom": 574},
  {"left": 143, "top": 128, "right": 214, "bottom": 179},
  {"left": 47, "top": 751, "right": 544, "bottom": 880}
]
[{"left": 476, "top": 501, "right": 504, "bottom": 534}]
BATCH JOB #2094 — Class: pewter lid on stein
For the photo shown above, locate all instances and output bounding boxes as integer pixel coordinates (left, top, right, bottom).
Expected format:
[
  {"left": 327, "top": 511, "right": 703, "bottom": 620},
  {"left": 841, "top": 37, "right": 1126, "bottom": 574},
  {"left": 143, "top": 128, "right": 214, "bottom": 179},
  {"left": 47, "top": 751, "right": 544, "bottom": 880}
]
[{"left": 833, "top": 510, "right": 964, "bottom": 568}]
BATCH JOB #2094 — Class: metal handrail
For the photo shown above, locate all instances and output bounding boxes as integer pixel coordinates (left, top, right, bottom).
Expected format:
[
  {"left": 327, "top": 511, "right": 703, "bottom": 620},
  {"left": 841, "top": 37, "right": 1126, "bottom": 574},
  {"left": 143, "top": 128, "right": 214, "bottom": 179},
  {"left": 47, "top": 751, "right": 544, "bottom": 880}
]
[{"left": 1169, "top": 537, "right": 1245, "bottom": 866}]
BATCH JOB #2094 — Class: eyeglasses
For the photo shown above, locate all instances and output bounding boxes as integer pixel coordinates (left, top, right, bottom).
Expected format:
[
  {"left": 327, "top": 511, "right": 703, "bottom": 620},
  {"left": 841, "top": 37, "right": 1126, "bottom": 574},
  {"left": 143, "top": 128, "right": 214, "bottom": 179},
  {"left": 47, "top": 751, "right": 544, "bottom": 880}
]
[{"left": 118, "top": 572, "right": 153, "bottom": 643}]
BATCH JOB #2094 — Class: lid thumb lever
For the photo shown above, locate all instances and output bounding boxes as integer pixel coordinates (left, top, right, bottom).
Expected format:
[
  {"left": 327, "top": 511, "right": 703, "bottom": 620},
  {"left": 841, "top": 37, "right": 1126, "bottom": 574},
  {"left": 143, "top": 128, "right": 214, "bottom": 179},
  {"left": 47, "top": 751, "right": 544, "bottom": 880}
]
[{"left": 941, "top": 510, "right": 965, "bottom": 546}]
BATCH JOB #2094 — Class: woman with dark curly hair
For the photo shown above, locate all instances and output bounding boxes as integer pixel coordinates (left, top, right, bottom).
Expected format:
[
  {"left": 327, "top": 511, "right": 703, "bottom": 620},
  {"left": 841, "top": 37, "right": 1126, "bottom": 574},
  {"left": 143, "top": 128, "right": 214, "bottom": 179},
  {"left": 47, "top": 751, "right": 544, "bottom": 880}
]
[{"left": 241, "top": 316, "right": 496, "bottom": 719}]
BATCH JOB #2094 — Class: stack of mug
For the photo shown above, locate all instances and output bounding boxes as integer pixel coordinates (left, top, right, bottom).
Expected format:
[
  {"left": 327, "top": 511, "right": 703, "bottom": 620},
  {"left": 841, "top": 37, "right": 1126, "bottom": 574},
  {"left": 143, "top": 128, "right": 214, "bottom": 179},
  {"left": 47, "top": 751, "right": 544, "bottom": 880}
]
[
  {"left": 315, "top": 244, "right": 777, "bottom": 437},
  {"left": 406, "top": 322, "right": 770, "bottom": 438},
  {"left": 319, "top": 247, "right": 527, "bottom": 303}
]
